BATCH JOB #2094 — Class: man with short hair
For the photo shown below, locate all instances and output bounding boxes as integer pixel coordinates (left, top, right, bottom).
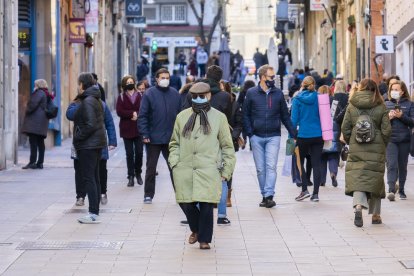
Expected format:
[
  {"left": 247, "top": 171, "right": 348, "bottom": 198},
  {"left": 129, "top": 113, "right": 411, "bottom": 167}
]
[
  {"left": 243, "top": 65, "right": 296, "bottom": 208},
  {"left": 73, "top": 72, "right": 107, "bottom": 223},
  {"left": 138, "top": 68, "right": 181, "bottom": 204}
]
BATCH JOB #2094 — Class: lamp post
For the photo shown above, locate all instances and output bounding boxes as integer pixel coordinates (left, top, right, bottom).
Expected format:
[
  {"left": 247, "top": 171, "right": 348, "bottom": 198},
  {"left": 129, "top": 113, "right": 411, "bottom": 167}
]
[{"left": 322, "top": 3, "right": 337, "bottom": 77}]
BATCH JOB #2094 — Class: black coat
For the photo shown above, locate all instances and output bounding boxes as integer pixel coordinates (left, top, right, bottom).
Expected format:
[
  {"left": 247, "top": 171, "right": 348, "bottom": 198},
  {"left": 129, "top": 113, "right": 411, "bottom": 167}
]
[
  {"left": 138, "top": 85, "right": 181, "bottom": 144},
  {"left": 182, "top": 78, "right": 232, "bottom": 123},
  {"left": 170, "top": 75, "right": 182, "bottom": 91},
  {"left": 230, "top": 94, "right": 243, "bottom": 151},
  {"left": 73, "top": 86, "right": 107, "bottom": 150},
  {"left": 22, "top": 89, "right": 49, "bottom": 138},
  {"left": 385, "top": 97, "right": 414, "bottom": 143}
]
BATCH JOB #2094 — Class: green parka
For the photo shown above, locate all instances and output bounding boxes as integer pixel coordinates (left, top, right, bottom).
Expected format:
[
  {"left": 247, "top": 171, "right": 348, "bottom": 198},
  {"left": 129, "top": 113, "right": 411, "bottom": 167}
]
[
  {"left": 169, "top": 107, "right": 236, "bottom": 203},
  {"left": 341, "top": 90, "right": 391, "bottom": 198}
]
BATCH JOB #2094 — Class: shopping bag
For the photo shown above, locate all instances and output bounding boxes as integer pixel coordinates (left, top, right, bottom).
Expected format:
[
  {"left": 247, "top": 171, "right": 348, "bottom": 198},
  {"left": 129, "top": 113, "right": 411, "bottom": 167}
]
[
  {"left": 291, "top": 146, "right": 302, "bottom": 184},
  {"left": 282, "top": 155, "right": 292, "bottom": 177},
  {"left": 285, "top": 138, "right": 295, "bottom": 156}
]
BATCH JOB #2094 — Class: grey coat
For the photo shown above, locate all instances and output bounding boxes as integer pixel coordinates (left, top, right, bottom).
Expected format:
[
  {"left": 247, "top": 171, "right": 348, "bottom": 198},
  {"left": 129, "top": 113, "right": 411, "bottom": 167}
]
[{"left": 22, "top": 89, "right": 49, "bottom": 138}]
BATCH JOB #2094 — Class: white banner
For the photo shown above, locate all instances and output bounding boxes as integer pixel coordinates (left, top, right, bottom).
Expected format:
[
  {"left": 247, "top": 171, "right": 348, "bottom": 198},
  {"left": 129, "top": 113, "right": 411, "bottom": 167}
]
[
  {"left": 85, "top": 0, "right": 99, "bottom": 33},
  {"left": 144, "top": 37, "right": 198, "bottom": 48},
  {"left": 310, "top": 0, "right": 327, "bottom": 11}
]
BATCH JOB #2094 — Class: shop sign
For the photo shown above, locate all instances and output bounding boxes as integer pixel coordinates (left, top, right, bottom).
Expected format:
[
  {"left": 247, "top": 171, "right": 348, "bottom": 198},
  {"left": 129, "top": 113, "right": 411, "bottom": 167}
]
[
  {"left": 310, "top": 0, "right": 327, "bottom": 11},
  {"left": 375, "top": 35, "right": 394, "bottom": 54},
  {"left": 126, "top": 0, "right": 143, "bottom": 17},
  {"left": 18, "top": 28, "right": 31, "bottom": 51},
  {"left": 127, "top": 16, "right": 146, "bottom": 28},
  {"left": 143, "top": 37, "right": 197, "bottom": 47},
  {"left": 85, "top": 0, "right": 99, "bottom": 33},
  {"left": 69, "top": 19, "right": 86, "bottom": 43}
]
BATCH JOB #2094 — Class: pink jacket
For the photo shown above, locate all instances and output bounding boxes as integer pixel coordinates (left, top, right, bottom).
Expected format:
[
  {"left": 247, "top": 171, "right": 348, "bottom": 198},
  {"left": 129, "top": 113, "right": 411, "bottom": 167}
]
[{"left": 318, "top": 93, "right": 333, "bottom": 141}]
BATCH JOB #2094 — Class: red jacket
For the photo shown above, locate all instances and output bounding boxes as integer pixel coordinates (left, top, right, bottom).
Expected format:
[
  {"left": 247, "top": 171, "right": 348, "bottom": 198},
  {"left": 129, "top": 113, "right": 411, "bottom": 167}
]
[{"left": 116, "top": 91, "right": 141, "bottom": 138}]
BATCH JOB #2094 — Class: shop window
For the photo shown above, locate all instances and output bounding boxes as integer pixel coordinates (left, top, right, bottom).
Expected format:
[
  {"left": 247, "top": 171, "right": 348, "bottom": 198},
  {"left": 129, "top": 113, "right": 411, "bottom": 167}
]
[
  {"left": 161, "top": 4, "right": 186, "bottom": 24},
  {"left": 144, "top": 6, "right": 159, "bottom": 23}
]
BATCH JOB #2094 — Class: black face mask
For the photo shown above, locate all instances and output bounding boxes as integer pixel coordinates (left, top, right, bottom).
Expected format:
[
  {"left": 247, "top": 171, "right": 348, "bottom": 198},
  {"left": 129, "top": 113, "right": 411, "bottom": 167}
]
[
  {"left": 265, "top": 80, "right": 275, "bottom": 89},
  {"left": 126, "top": 83, "right": 135, "bottom": 91}
]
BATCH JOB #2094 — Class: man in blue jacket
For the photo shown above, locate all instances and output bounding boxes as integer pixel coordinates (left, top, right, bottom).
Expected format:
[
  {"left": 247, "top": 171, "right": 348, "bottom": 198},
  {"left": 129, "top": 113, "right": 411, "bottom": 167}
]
[
  {"left": 138, "top": 68, "right": 181, "bottom": 204},
  {"left": 243, "top": 65, "right": 296, "bottom": 208}
]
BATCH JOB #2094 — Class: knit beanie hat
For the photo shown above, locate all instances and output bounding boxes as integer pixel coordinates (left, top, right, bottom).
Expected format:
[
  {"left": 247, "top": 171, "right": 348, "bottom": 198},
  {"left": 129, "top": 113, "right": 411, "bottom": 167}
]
[{"left": 206, "top": 65, "right": 223, "bottom": 82}]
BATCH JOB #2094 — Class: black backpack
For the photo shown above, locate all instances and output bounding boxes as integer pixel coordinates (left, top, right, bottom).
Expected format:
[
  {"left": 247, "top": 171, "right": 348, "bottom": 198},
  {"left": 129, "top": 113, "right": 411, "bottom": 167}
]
[
  {"left": 354, "top": 108, "right": 375, "bottom": 143},
  {"left": 45, "top": 96, "right": 58, "bottom": 119}
]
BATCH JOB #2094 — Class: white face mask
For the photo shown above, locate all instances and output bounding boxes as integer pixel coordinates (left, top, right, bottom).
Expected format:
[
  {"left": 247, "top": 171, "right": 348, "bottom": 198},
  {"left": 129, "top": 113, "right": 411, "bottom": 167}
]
[
  {"left": 158, "top": 79, "right": 170, "bottom": 88},
  {"left": 390, "top": 90, "right": 401, "bottom": 100}
]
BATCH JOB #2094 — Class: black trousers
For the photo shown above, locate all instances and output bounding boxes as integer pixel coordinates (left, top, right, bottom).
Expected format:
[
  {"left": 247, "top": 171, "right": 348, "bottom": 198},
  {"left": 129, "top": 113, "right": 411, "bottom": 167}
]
[
  {"left": 123, "top": 137, "right": 143, "bottom": 177},
  {"left": 144, "top": 144, "right": 173, "bottom": 198},
  {"left": 386, "top": 142, "right": 410, "bottom": 193},
  {"left": 179, "top": 202, "right": 214, "bottom": 243},
  {"left": 28, "top": 134, "right": 45, "bottom": 164},
  {"left": 77, "top": 149, "right": 101, "bottom": 215},
  {"left": 297, "top": 137, "right": 324, "bottom": 194},
  {"left": 74, "top": 159, "right": 107, "bottom": 198}
]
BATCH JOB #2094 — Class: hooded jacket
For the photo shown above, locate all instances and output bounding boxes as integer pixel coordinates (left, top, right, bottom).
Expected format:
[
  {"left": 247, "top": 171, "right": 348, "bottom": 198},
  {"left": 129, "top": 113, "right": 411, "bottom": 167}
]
[
  {"left": 22, "top": 88, "right": 49, "bottom": 138},
  {"left": 385, "top": 97, "right": 414, "bottom": 143},
  {"left": 73, "top": 86, "right": 107, "bottom": 150},
  {"left": 291, "top": 90, "right": 322, "bottom": 138},
  {"left": 138, "top": 85, "right": 181, "bottom": 144},
  {"left": 342, "top": 90, "right": 391, "bottom": 198},
  {"left": 243, "top": 84, "right": 296, "bottom": 138}
]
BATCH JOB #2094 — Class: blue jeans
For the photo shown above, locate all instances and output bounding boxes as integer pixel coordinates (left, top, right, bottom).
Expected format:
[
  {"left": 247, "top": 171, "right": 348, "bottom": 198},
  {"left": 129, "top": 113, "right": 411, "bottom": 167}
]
[
  {"left": 250, "top": 135, "right": 281, "bottom": 198},
  {"left": 217, "top": 181, "right": 228, "bottom": 218}
]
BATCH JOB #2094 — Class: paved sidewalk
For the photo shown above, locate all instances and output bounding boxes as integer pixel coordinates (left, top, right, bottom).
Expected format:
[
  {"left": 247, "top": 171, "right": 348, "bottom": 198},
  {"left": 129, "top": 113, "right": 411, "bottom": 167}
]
[{"left": 1, "top": 131, "right": 414, "bottom": 275}]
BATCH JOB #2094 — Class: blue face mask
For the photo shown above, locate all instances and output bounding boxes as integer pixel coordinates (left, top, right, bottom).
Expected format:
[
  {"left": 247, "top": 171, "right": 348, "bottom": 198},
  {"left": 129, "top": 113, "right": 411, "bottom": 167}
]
[{"left": 192, "top": 96, "right": 208, "bottom": 104}]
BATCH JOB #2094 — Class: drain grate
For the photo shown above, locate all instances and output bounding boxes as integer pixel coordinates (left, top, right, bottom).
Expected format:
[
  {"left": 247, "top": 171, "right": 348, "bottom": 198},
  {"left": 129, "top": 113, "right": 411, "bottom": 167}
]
[
  {"left": 64, "top": 208, "right": 131, "bottom": 214},
  {"left": 16, "top": 241, "right": 123, "bottom": 250},
  {"left": 401, "top": 260, "right": 414, "bottom": 269}
]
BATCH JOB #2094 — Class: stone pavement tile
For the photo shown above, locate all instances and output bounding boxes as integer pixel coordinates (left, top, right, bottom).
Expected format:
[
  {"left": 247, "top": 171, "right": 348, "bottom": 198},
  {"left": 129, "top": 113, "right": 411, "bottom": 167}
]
[
  {"left": 217, "top": 264, "right": 252, "bottom": 274},
  {"left": 296, "top": 263, "right": 335, "bottom": 274},
  {"left": 146, "top": 262, "right": 182, "bottom": 274},
  {"left": 76, "top": 262, "right": 114, "bottom": 273},
  {"left": 320, "top": 246, "right": 357, "bottom": 257},
  {"left": 368, "top": 261, "right": 410, "bottom": 274},
  {"left": 250, "top": 262, "right": 298, "bottom": 274}
]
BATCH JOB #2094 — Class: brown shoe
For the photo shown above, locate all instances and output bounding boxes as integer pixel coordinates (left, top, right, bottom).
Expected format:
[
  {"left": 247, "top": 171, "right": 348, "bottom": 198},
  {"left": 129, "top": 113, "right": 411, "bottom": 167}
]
[
  {"left": 188, "top": 232, "right": 198, "bottom": 244},
  {"left": 226, "top": 188, "right": 232, "bottom": 207},
  {"left": 372, "top": 214, "right": 382, "bottom": 224},
  {"left": 199, "top": 242, "right": 210, "bottom": 250}
]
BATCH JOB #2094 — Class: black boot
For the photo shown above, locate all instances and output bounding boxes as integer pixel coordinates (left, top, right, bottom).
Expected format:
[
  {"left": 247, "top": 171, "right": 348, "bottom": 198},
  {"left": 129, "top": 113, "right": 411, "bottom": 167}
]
[
  {"left": 136, "top": 173, "right": 143, "bottom": 185},
  {"left": 265, "top": 196, "right": 276, "bottom": 208},
  {"left": 259, "top": 197, "right": 266, "bottom": 207},
  {"left": 127, "top": 176, "right": 134, "bottom": 187}
]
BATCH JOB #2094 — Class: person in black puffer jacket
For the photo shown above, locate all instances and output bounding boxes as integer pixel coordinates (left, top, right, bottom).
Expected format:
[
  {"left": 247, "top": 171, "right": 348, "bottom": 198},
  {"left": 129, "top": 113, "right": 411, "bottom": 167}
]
[
  {"left": 22, "top": 79, "right": 51, "bottom": 170},
  {"left": 385, "top": 80, "right": 414, "bottom": 201},
  {"left": 73, "top": 72, "right": 107, "bottom": 224}
]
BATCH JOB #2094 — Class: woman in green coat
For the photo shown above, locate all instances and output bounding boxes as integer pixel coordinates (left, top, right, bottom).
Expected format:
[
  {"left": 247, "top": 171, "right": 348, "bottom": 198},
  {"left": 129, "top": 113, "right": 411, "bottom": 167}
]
[
  {"left": 342, "top": 78, "right": 391, "bottom": 228},
  {"left": 169, "top": 82, "right": 236, "bottom": 249}
]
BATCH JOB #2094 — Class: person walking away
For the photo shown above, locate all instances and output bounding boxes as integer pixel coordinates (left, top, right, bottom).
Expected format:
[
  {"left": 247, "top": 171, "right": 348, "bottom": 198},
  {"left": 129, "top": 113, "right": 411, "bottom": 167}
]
[
  {"left": 291, "top": 76, "right": 324, "bottom": 202},
  {"left": 220, "top": 80, "right": 243, "bottom": 208},
  {"left": 170, "top": 69, "right": 183, "bottom": 91},
  {"left": 321, "top": 80, "right": 348, "bottom": 187},
  {"left": 66, "top": 94, "right": 117, "bottom": 206},
  {"left": 196, "top": 47, "right": 208, "bottom": 77},
  {"left": 243, "top": 65, "right": 297, "bottom": 208},
  {"left": 341, "top": 78, "right": 391, "bottom": 227},
  {"left": 169, "top": 82, "right": 236, "bottom": 249},
  {"left": 253, "top": 48, "right": 263, "bottom": 79},
  {"left": 178, "top": 50, "right": 186, "bottom": 75},
  {"left": 188, "top": 57, "right": 198, "bottom": 77},
  {"left": 22, "top": 79, "right": 52, "bottom": 169},
  {"left": 116, "top": 76, "right": 143, "bottom": 187},
  {"left": 138, "top": 68, "right": 181, "bottom": 203},
  {"left": 73, "top": 73, "right": 107, "bottom": 224},
  {"left": 385, "top": 80, "right": 414, "bottom": 201},
  {"left": 136, "top": 54, "right": 150, "bottom": 82}
]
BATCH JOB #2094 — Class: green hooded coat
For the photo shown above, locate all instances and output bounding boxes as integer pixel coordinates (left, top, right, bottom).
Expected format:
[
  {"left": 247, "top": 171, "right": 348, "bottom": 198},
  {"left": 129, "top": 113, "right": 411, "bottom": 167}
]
[
  {"left": 341, "top": 90, "right": 391, "bottom": 198},
  {"left": 169, "top": 107, "right": 236, "bottom": 203}
]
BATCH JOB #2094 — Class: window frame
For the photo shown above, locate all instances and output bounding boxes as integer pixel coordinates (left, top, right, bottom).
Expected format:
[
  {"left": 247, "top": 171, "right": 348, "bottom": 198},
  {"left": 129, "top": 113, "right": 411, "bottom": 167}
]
[{"left": 160, "top": 4, "right": 187, "bottom": 24}]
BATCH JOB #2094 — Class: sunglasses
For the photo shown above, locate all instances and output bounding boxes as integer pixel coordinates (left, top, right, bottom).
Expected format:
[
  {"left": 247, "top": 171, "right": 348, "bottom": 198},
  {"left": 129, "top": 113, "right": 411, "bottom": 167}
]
[{"left": 191, "top": 94, "right": 207, "bottom": 99}]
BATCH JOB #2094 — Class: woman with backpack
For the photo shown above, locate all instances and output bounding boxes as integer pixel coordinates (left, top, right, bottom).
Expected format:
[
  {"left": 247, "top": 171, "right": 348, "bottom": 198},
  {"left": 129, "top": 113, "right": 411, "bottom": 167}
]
[
  {"left": 341, "top": 78, "right": 391, "bottom": 227},
  {"left": 385, "top": 80, "right": 414, "bottom": 201},
  {"left": 22, "top": 79, "right": 52, "bottom": 169}
]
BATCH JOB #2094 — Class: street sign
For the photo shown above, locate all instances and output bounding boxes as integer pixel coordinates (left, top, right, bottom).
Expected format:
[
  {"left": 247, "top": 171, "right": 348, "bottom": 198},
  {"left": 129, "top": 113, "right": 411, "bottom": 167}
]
[
  {"left": 127, "top": 16, "right": 146, "bottom": 28},
  {"left": 375, "top": 35, "right": 394, "bottom": 54},
  {"left": 310, "top": 0, "right": 327, "bottom": 11},
  {"left": 69, "top": 19, "right": 86, "bottom": 43},
  {"left": 125, "top": 0, "right": 143, "bottom": 17}
]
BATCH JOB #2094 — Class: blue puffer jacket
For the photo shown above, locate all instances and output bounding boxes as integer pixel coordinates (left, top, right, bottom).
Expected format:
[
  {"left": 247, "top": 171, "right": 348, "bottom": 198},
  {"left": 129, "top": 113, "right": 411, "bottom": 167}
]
[
  {"left": 243, "top": 84, "right": 296, "bottom": 138},
  {"left": 66, "top": 101, "right": 117, "bottom": 160},
  {"left": 385, "top": 97, "right": 414, "bottom": 143},
  {"left": 138, "top": 85, "right": 181, "bottom": 144},
  {"left": 291, "top": 90, "right": 322, "bottom": 138}
]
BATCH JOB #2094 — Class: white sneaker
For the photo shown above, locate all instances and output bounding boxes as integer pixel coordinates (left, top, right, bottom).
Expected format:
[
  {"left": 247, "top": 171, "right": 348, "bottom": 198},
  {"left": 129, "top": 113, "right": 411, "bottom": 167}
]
[
  {"left": 75, "top": 198, "right": 85, "bottom": 206},
  {"left": 78, "top": 213, "right": 101, "bottom": 224},
  {"left": 143, "top": 197, "right": 152, "bottom": 204}
]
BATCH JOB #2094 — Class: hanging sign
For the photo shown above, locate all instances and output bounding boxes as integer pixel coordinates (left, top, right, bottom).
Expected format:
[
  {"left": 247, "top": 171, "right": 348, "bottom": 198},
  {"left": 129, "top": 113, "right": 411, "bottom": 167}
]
[
  {"left": 310, "top": 0, "right": 327, "bottom": 11},
  {"left": 85, "top": 0, "right": 99, "bottom": 33},
  {"left": 69, "top": 19, "right": 86, "bottom": 43}
]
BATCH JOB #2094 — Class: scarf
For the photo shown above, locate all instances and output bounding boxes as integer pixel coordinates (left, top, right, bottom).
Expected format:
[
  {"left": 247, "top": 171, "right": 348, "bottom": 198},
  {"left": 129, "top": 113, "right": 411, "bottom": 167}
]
[{"left": 182, "top": 102, "right": 211, "bottom": 139}]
